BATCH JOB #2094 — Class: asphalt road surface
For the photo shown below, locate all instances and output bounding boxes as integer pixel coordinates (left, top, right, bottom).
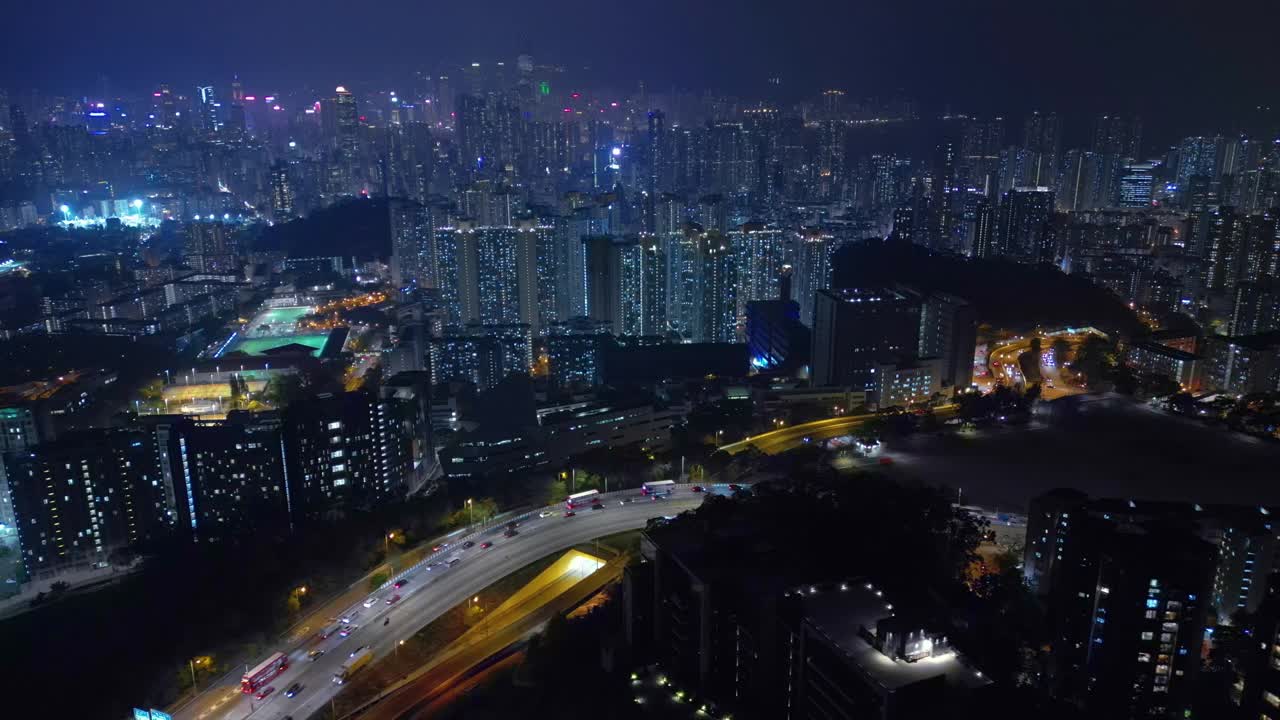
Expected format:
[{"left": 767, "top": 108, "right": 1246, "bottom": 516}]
[{"left": 174, "top": 490, "right": 704, "bottom": 720}]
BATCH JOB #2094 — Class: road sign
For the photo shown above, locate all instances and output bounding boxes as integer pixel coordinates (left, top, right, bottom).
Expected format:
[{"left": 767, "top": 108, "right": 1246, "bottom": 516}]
[
  {"left": 133, "top": 711, "right": 150, "bottom": 720},
  {"left": 149, "top": 711, "right": 173, "bottom": 720}
]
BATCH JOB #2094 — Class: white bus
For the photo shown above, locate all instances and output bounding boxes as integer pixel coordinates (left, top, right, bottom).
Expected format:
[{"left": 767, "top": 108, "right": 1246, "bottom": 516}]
[
  {"left": 641, "top": 480, "right": 677, "bottom": 496},
  {"left": 565, "top": 489, "right": 600, "bottom": 508}
]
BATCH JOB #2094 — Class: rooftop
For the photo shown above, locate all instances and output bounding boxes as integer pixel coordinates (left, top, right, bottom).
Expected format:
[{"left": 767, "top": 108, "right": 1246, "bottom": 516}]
[{"left": 797, "top": 581, "right": 991, "bottom": 693}]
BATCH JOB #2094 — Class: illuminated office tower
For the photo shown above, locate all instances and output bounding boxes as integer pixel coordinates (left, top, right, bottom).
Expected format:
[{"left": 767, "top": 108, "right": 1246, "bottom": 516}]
[
  {"left": 269, "top": 161, "right": 294, "bottom": 222},
  {"left": 792, "top": 226, "right": 834, "bottom": 326},
  {"left": 333, "top": 85, "right": 359, "bottom": 191},
  {"left": 226, "top": 77, "right": 246, "bottom": 135},
  {"left": 196, "top": 85, "right": 219, "bottom": 132},
  {"left": 1119, "top": 163, "right": 1156, "bottom": 208}
]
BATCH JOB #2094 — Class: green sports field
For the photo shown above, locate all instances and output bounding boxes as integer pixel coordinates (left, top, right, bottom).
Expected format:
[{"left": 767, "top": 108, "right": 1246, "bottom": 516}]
[{"left": 224, "top": 334, "right": 329, "bottom": 356}]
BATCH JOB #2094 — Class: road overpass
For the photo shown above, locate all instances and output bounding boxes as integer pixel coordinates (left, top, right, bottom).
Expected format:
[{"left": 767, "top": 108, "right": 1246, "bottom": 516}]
[
  {"left": 170, "top": 489, "right": 704, "bottom": 720},
  {"left": 720, "top": 405, "right": 958, "bottom": 456},
  {"left": 349, "top": 549, "right": 621, "bottom": 720}
]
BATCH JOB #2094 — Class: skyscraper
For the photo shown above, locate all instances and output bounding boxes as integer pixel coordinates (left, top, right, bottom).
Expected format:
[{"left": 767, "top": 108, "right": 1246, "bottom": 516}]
[
  {"left": 619, "top": 236, "right": 667, "bottom": 337},
  {"left": 731, "top": 223, "right": 786, "bottom": 320},
  {"left": 1206, "top": 207, "right": 1245, "bottom": 291},
  {"left": 333, "top": 85, "right": 359, "bottom": 192},
  {"left": 269, "top": 161, "right": 294, "bottom": 222},
  {"left": 389, "top": 198, "right": 433, "bottom": 289},
  {"left": 196, "top": 85, "right": 219, "bottom": 132},
  {"left": 696, "top": 232, "right": 737, "bottom": 343},
  {"left": 1176, "top": 136, "right": 1220, "bottom": 205},
  {"left": 583, "top": 235, "right": 624, "bottom": 332},
  {"left": 972, "top": 198, "right": 996, "bottom": 259},
  {"left": 792, "top": 227, "right": 834, "bottom": 326},
  {"left": 1022, "top": 111, "right": 1062, "bottom": 189},
  {"left": 996, "top": 187, "right": 1055, "bottom": 262}
]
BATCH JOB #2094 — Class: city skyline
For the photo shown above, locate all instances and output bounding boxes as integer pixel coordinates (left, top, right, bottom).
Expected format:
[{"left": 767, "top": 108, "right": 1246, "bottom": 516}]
[{"left": 4, "top": 0, "right": 1279, "bottom": 143}]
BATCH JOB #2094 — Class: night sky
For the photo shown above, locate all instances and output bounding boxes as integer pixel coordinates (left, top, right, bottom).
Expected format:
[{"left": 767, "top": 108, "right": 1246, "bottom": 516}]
[{"left": 5, "top": 0, "right": 1277, "bottom": 139}]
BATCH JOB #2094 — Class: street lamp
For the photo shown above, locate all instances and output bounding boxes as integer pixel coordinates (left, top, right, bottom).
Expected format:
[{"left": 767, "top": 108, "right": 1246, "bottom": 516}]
[
  {"left": 466, "top": 498, "right": 474, "bottom": 527},
  {"left": 385, "top": 532, "right": 395, "bottom": 554}
]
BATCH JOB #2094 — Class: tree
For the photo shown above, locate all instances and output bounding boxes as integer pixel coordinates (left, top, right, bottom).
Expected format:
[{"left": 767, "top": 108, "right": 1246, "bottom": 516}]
[
  {"left": 1072, "top": 335, "right": 1117, "bottom": 388},
  {"left": 263, "top": 375, "right": 302, "bottom": 408},
  {"left": 1051, "top": 337, "right": 1071, "bottom": 367},
  {"left": 368, "top": 572, "right": 389, "bottom": 591},
  {"left": 443, "top": 497, "right": 499, "bottom": 529}
]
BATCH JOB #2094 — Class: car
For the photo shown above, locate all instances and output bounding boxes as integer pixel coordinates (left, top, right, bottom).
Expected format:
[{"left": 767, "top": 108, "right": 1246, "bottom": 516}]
[
  {"left": 349, "top": 645, "right": 367, "bottom": 658},
  {"left": 692, "top": 485, "right": 704, "bottom": 492},
  {"left": 618, "top": 499, "right": 627, "bottom": 505},
  {"left": 564, "top": 510, "right": 576, "bottom": 517},
  {"left": 507, "top": 521, "right": 519, "bottom": 530},
  {"left": 538, "top": 510, "right": 554, "bottom": 518},
  {"left": 878, "top": 457, "right": 894, "bottom": 465},
  {"left": 462, "top": 540, "right": 475, "bottom": 549},
  {"left": 590, "top": 502, "right": 604, "bottom": 510},
  {"left": 503, "top": 529, "right": 518, "bottom": 538},
  {"left": 393, "top": 579, "right": 408, "bottom": 589},
  {"left": 426, "top": 562, "right": 441, "bottom": 571},
  {"left": 339, "top": 625, "right": 356, "bottom": 637},
  {"left": 480, "top": 541, "right": 493, "bottom": 549},
  {"left": 362, "top": 596, "right": 378, "bottom": 608},
  {"left": 448, "top": 558, "right": 461, "bottom": 567},
  {"left": 385, "top": 594, "right": 401, "bottom": 605},
  {"left": 307, "top": 650, "right": 325, "bottom": 661},
  {"left": 255, "top": 687, "right": 275, "bottom": 700},
  {"left": 284, "top": 683, "right": 302, "bottom": 698},
  {"left": 340, "top": 611, "right": 360, "bottom": 624},
  {"left": 728, "top": 484, "right": 742, "bottom": 491}
]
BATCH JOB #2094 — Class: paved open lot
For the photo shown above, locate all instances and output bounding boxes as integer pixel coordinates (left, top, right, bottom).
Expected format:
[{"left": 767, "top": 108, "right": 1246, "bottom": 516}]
[{"left": 882, "top": 395, "right": 1280, "bottom": 513}]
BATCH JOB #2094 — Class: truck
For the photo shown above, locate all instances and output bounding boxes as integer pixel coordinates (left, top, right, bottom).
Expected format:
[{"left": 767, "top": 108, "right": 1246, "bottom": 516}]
[{"left": 332, "top": 647, "right": 373, "bottom": 684}]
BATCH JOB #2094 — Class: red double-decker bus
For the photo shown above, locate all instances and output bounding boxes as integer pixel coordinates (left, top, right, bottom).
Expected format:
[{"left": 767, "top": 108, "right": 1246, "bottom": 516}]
[{"left": 241, "top": 652, "right": 289, "bottom": 694}]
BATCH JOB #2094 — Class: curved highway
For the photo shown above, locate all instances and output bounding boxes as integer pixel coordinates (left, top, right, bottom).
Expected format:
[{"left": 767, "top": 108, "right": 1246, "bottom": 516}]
[
  {"left": 174, "top": 489, "right": 705, "bottom": 720},
  {"left": 720, "top": 405, "right": 958, "bottom": 456}
]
